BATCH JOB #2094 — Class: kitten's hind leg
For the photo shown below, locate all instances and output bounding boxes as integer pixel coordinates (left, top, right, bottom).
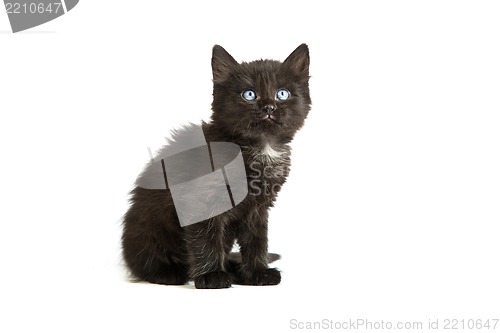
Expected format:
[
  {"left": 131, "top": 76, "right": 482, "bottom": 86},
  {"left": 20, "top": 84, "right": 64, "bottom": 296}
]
[
  {"left": 227, "top": 252, "right": 282, "bottom": 286},
  {"left": 227, "top": 252, "right": 281, "bottom": 264},
  {"left": 131, "top": 261, "right": 189, "bottom": 285}
]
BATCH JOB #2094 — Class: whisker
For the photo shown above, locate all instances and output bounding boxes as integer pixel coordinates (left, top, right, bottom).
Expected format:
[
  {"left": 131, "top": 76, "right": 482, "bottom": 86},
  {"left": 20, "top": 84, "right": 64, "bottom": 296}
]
[{"left": 231, "top": 116, "right": 248, "bottom": 138}]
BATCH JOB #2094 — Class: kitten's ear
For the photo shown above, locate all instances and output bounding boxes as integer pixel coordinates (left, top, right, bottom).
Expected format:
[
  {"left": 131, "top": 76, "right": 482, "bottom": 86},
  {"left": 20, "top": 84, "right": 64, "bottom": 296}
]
[
  {"left": 282, "top": 44, "right": 310, "bottom": 79},
  {"left": 212, "top": 45, "right": 239, "bottom": 83}
]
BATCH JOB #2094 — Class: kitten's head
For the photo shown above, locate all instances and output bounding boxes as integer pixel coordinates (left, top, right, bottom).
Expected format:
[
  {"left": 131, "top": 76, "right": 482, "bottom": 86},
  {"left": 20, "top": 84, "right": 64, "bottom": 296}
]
[{"left": 211, "top": 44, "right": 311, "bottom": 143}]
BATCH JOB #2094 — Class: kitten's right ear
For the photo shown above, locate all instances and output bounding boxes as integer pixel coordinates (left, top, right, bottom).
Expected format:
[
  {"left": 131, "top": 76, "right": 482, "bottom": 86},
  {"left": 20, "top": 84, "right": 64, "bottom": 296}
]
[
  {"left": 282, "top": 43, "right": 310, "bottom": 80},
  {"left": 212, "top": 45, "right": 238, "bottom": 83}
]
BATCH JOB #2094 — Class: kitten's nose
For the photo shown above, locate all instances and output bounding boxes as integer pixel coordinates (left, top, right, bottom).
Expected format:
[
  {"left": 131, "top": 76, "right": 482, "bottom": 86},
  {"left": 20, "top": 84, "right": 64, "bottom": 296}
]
[{"left": 261, "top": 104, "right": 277, "bottom": 115}]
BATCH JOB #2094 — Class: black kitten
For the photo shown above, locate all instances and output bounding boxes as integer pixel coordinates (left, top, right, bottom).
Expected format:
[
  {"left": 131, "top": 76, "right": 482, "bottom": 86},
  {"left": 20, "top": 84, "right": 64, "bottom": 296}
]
[{"left": 122, "top": 44, "right": 311, "bottom": 289}]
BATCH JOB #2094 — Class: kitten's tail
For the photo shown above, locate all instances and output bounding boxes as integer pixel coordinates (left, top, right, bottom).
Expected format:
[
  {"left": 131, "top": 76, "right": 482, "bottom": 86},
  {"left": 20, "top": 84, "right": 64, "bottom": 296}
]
[{"left": 227, "top": 252, "right": 281, "bottom": 264}]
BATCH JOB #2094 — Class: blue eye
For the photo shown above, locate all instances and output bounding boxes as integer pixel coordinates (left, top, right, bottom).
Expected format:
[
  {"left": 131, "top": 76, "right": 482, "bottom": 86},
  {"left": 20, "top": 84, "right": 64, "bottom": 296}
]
[
  {"left": 276, "top": 88, "right": 290, "bottom": 101},
  {"left": 242, "top": 89, "right": 257, "bottom": 101}
]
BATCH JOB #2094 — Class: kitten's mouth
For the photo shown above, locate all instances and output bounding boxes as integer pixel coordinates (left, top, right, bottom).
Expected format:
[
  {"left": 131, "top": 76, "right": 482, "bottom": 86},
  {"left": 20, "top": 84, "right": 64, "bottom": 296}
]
[
  {"left": 256, "top": 116, "right": 283, "bottom": 130},
  {"left": 262, "top": 115, "right": 279, "bottom": 122},
  {"left": 252, "top": 114, "right": 282, "bottom": 127}
]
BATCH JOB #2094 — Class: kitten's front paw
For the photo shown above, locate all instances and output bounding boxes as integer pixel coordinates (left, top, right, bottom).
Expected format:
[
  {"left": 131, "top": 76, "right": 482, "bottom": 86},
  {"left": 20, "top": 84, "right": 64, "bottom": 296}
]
[
  {"left": 194, "top": 271, "right": 232, "bottom": 289},
  {"left": 240, "top": 268, "right": 281, "bottom": 286}
]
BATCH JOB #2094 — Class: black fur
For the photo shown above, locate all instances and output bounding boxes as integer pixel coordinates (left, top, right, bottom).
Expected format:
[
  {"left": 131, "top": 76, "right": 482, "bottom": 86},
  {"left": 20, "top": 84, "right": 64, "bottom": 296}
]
[{"left": 122, "top": 44, "right": 311, "bottom": 288}]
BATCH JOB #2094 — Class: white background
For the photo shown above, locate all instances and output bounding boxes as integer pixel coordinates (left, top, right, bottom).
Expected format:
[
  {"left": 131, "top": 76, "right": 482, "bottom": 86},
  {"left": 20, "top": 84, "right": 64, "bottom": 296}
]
[{"left": 1, "top": 1, "right": 499, "bottom": 332}]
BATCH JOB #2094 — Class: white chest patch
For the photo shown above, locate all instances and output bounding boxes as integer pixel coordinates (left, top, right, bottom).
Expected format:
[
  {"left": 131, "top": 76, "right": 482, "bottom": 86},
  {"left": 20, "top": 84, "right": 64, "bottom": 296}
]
[{"left": 261, "top": 144, "right": 283, "bottom": 160}]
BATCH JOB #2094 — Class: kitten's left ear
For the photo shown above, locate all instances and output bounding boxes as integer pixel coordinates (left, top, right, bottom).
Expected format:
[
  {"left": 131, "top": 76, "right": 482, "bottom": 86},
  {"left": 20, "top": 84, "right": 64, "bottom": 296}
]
[
  {"left": 282, "top": 44, "right": 310, "bottom": 79},
  {"left": 212, "top": 45, "right": 239, "bottom": 83}
]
